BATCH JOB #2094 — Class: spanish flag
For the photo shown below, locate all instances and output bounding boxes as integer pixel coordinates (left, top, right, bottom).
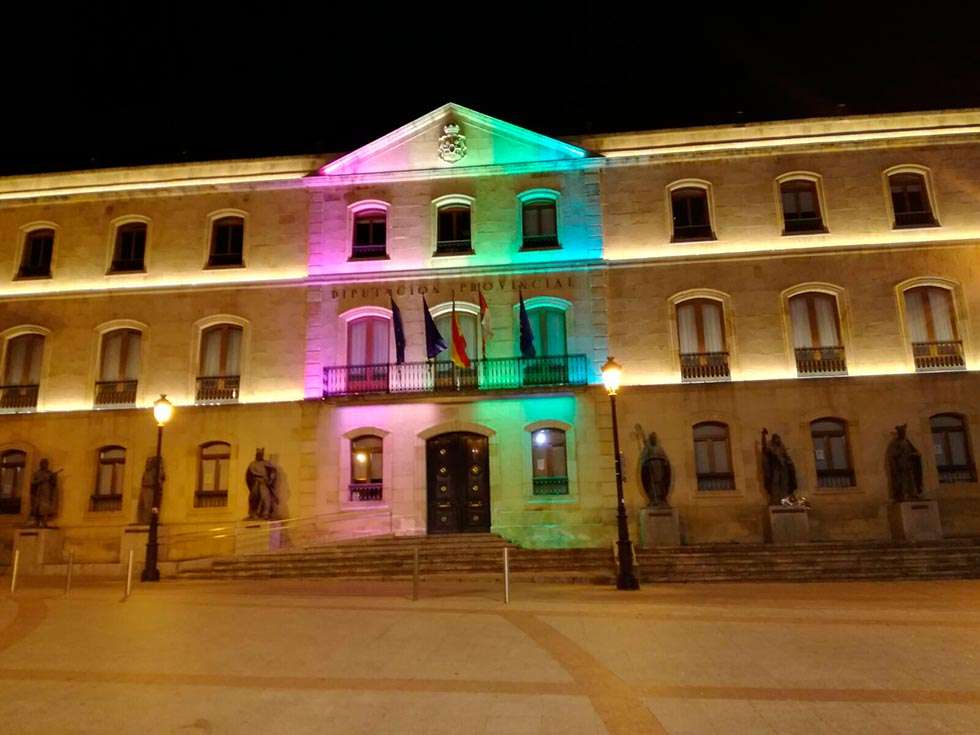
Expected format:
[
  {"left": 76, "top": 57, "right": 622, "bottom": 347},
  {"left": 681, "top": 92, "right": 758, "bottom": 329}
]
[{"left": 450, "top": 298, "right": 471, "bottom": 368}]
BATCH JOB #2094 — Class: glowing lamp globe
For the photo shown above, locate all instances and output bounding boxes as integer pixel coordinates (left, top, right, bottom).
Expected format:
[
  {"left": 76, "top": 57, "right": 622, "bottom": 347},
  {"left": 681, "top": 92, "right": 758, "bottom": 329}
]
[
  {"left": 153, "top": 394, "right": 174, "bottom": 426},
  {"left": 601, "top": 357, "right": 623, "bottom": 396}
]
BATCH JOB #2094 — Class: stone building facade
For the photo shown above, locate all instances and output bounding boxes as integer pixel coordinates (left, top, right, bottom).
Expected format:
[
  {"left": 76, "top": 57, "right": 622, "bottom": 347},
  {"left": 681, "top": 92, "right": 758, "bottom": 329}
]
[{"left": 0, "top": 104, "right": 977, "bottom": 562}]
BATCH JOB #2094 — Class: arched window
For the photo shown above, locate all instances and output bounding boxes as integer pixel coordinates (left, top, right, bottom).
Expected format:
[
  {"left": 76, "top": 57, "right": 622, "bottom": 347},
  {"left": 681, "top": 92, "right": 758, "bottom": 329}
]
[
  {"left": 197, "top": 324, "right": 242, "bottom": 403},
  {"left": 889, "top": 171, "right": 937, "bottom": 228},
  {"left": 91, "top": 446, "right": 125, "bottom": 512},
  {"left": 780, "top": 179, "right": 825, "bottom": 233},
  {"left": 930, "top": 414, "right": 976, "bottom": 484},
  {"left": 196, "top": 441, "right": 231, "bottom": 507},
  {"left": 789, "top": 292, "right": 846, "bottom": 376},
  {"left": 670, "top": 187, "right": 714, "bottom": 241},
  {"left": 18, "top": 228, "right": 55, "bottom": 278},
  {"left": 435, "top": 205, "right": 472, "bottom": 254},
  {"left": 902, "top": 286, "right": 964, "bottom": 372},
  {"left": 347, "top": 316, "right": 390, "bottom": 392},
  {"left": 693, "top": 422, "right": 734, "bottom": 490},
  {"left": 0, "top": 449, "right": 26, "bottom": 514},
  {"left": 531, "top": 428, "right": 568, "bottom": 495},
  {"left": 1, "top": 333, "right": 44, "bottom": 411},
  {"left": 524, "top": 306, "right": 566, "bottom": 357},
  {"left": 522, "top": 200, "right": 558, "bottom": 249},
  {"left": 208, "top": 216, "right": 244, "bottom": 267},
  {"left": 110, "top": 222, "right": 147, "bottom": 272},
  {"left": 96, "top": 329, "right": 141, "bottom": 407},
  {"left": 810, "top": 418, "right": 855, "bottom": 488},
  {"left": 352, "top": 210, "right": 387, "bottom": 259},
  {"left": 350, "top": 435, "right": 383, "bottom": 501},
  {"left": 676, "top": 299, "right": 729, "bottom": 382}
]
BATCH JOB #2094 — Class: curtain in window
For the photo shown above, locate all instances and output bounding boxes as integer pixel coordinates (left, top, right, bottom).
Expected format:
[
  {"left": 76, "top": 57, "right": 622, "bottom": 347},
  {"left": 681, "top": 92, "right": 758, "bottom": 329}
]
[
  {"left": 100, "top": 331, "right": 141, "bottom": 381},
  {"left": 814, "top": 297, "right": 841, "bottom": 346},
  {"left": 348, "top": 317, "right": 389, "bottom": 365},
  {"left": 927, "top": 288, "right": 955, "bottom": 341},
  {"left": 542, "top": 309, "right": 566, "bottom": 356},
  {"left": 434, "top": 313, "right": 478, "bottom": 360},
  {"left": 225, "top": 328, "right": 242, "bottom": 374},
  {"left": 201, "top": 330, "right": 222, "bottom": 376},
  {"left": 676, "top": 303, "right": 699, "bottom": 354},
  {"left": 903, "top": 290, "right": 929, "bottom": 343},
  {"left": 702, "top": 302, "right": 724, "bottom": 352},
  {"left": 4, "top": 335, "right": 42, "bottom": 385}
]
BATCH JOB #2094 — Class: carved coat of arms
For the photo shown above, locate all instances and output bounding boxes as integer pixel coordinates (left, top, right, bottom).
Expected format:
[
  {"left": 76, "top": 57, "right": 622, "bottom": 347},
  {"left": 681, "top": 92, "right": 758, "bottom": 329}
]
[{"left": 438, "top": 123, "right": 467, "bottom": 163}]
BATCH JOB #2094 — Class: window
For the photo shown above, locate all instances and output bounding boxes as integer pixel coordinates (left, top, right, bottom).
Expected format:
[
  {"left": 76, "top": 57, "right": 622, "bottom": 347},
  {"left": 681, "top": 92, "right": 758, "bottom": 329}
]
[
  {"left": 433, "top": 310, "right": 479, "bottom": 388},
  {"left": 810, "top": 418, "right": 855, "bottom": 488},
  {"left": 196, "top": 441, "right": 230, "bottom": 507},
  {"left": 347, "top": 316, "right": 390, "bottom": 392},
  {"left": 670, "top": 187, "right": 714, "bottom": 241},
  {"left": 676, "top": 299, "right": 729, "bottom": 381},
  {"left": 436, "top": 205, "right": 472, "bottom": 254},
  {"left": 903, "top": 286, "right": 964, "bottom": 371},
  {"left": 197, "top": 324, "right": 242, "bottom": 403},
  {"left": 931, "top": 414, "right": 976, "bottom": 484},
  {"left": 96, "top": 329, "right": 141, "bottom": 407},
  {"left": 110, "top": 223, "right": 147, "bottom": 272},
  {"left": 780, "top": 180, "right": 825, "bottom": 233},
  {"left": 91, "top": 446, "right": 125, "bottom": 511},
  {"left": 1, "top": 333, "right": 44, "bottom": 411},
  {"left": 208, "top": 216, "right": 244, "bottom": 267},
  {"left": 522, "top": 200, "right": 558, "bottom": 248},
  {"left": 889, "top": 172, "right": 937, "bottom": 228},
  {"left": 525, "top": 307, "right": 567, "bottom": 357},
  {"left": 0, "top": 449, "right": 26, "bottom": 514},
  {"left": 531, "top": 428, "right": 568, "bottom": 495},
  {"left": 789, "top": 293, "right": 846, "bottom": 376},
  {"left": 18, "top": 229, "right": 54, "bottom": 278},
  {"left": 350, "top": 435, "right": 383, "bottom": 501},
  {"left": 352, "top": 210, "right": 387, "bottom": 259},
  {"left": 693, "top": 422, "right": 734, "bottom": 490}
]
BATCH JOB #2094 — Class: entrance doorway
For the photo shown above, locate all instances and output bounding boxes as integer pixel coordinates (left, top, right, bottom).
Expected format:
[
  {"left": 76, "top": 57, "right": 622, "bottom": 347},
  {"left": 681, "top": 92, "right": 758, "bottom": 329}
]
[{"left": 426, "top": 432, "right": 490, "bottom": 534}]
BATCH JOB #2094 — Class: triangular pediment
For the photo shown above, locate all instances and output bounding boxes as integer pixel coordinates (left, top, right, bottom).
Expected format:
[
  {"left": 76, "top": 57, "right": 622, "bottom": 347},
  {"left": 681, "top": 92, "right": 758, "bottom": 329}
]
[{"left": 317, "top": 103, "right": 591, "bottom": 176}]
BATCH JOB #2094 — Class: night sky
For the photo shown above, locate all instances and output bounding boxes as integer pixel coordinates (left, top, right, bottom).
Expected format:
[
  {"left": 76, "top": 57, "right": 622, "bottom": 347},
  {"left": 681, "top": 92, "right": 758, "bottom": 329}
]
[{"left": 3, "top": 3, "right": 978, "bottom": 175}]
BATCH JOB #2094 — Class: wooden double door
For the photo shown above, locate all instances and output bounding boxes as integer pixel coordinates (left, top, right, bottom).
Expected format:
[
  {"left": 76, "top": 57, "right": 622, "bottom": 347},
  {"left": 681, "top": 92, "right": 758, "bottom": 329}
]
[{"left": 426, "top": 432, "right": 490, "bottom": 534}]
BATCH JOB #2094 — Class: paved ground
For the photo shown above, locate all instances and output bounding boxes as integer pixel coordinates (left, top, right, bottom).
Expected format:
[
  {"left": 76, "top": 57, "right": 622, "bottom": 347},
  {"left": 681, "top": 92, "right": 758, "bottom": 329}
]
[{"left": 0, "top": 577, "right": 979, "bottom": 734}]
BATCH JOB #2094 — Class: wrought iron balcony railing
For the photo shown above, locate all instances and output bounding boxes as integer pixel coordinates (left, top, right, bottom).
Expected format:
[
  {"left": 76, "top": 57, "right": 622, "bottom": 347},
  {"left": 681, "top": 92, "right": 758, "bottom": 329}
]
[
  {"left": 196, "top": 375, "right": 240, "bottom": 404},
  {"left": 434, "top": 239, "right": 473, "bottom": 255},
  {"left": 938, "top": 464, "right": 977, "bottom": 484},
  {"left": 0, "top": 384, "right": 39, "bottom": 412},
  {"left": 795, "top": 347, "right": 847, "bottom": 377},
  {"left": 680, "top": 352, "right": 730, "bottom": 383},
  {"left": 349, "top": 483, "right": 383, "bottom": 502},
  {"left": 697, "top": 472, "right": 735, "bottom": 491},
  {"left": 912, "top": 341, "right": 966, "bottom": 372},
  {"left": 816, "top": 469, "right": 856, "bottom": 488},
  {"left": 95, "top": 380, "right": 138, "bottom": 407},
  {"left": 89, "top": 493, "right": 123, "bottom": 512},
  {"left": 894, "top": 210, "right": 937, "bottom": 228},
  {"left": 194, "top": 490, "right": 229, "bottom": 508},
  {"left": 324, "top": 355, "right": 588, "bottom": 397},
  {"left": 0, "top": 496, "right": 22, "bottom": 515},
  {"left": 350, "top": 243, "right": 387, "bottom": 259},
  {"left": 532, "top": 476, "right": 569, "bottom": 496}
]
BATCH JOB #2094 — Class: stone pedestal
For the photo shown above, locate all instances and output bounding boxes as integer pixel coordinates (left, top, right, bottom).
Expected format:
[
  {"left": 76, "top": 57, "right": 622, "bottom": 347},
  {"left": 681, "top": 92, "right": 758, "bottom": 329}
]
[
  {"left": 638, "top": 506, "right": 681, "bottom": 547},
  {"left": 13, "top": 528, "right": 65, "bottom": 568},
  {"left": 766, "top": 506, "right": 810, "bottom": 544},
  {"left": 120, "top": 526, "right": 150, "bottom": 563},
  {"left": 890, "top": 499, "right": 943, "bottom": 541},
  {"left": 237, "top": 521, "right": 285, "bottom": 554}
]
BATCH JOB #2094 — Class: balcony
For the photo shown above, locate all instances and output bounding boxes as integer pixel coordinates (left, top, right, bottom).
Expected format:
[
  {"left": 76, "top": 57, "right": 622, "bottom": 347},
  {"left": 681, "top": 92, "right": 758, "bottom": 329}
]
[
  {"left": 89, "top": 493, "right": 123, "bottom": 512},
  {"left": 817, "top": 469, "right": 856, "bottom": 488},
  {"left": 196, "top": 375, "right": 240, "bottom": 404},
  {"left": 532, "top": 476, "right": 569, "bottom": 496},
  {"left": 350, "top": 243, "right": 387, "bottom": 259},
  {"left": 894, "top": 210, "right": 937, "bottom": 228},
  {"left": 938, "top": 464, "right": 977, "bottom": 484},
  {"left": 680, "top": 352, "right": 730, "bottom": 383},
  {"left": 697, "top": 472, "right": 735, "bottom": 491},
  {"left": 95, "top": 380, "right": 138, "bottom": 408},
  {"left": 434, "top": 239, "right": 473, "bottom": 256},
  {"left": 324, "top": 355, "right": 588, "bottom": 397},
  {"left": 0, "top": 384, "right": 39, "bottom": 412},
  {"left": 349, "top": 483, "right": 383, "bottom": 502},
  {"left": 0, "top": 496, "right": 22, "bottom": 515},
  {"left": 795, "top": 347, "right": 847, "bottom": 377},
  {"left": 194, "top": 490, "right": 229, "bottom": 508},
  {"left": 912, "top": 341, "right": 965, "bottom": 372}
]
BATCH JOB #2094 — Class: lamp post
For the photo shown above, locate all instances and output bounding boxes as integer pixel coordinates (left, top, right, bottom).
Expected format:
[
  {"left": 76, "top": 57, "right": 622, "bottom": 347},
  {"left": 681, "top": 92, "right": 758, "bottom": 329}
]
[
  {"left": 142, "top": 394, "right": 173, "bottom": 582},
  {"left": 601, "top": 357, "right": 640, "bottom": 590}
]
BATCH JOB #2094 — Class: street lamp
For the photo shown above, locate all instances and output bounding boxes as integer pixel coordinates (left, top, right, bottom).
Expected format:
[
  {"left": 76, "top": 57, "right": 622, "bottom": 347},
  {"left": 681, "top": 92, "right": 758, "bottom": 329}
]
[
  {"left": 601, "top": 357, "right": 640, "bottom": 590},
  {"left": 142, "top": 394, "right": 173, "bottom": 582}
]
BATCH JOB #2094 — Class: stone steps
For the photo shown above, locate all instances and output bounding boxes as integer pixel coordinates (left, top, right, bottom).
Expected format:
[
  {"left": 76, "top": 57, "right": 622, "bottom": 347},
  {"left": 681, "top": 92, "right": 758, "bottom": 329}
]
[{"left": 175, "top": 534, "right": 980, "bottom": 584}]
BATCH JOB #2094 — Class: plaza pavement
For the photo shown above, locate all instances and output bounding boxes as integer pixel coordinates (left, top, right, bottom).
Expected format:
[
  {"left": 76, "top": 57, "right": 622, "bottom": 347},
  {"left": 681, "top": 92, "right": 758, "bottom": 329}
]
[{"left": 0, "top": 576, "right": 979, "bottom": 734}]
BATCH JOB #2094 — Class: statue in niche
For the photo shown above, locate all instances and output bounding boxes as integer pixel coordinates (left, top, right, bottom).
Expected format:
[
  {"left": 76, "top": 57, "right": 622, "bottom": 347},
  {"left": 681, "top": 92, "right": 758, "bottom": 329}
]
[
  {"left": 245, "top": 448, "right": 278, "bottom": 520},
  {"left": 886, "top": 424, "right": 924, "bottom": 501},
  {"left": 137, "top": 457, "right": 165, "bottom": 526},
  {"left": 29, "top": 458, "right": 60, "bottom": 527},
  {"left": 761, "top": 429, "right": 808, "bottom": 508},
  {"left": 635, "top": 425, "right": 672, "bottom": 507}
]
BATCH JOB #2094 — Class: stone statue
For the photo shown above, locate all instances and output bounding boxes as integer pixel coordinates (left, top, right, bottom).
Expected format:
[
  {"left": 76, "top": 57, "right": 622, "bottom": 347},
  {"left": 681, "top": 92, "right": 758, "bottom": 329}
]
[
  {"left": 245, "top": 448, "right": 278, "bottom": 520},
  {"left": 137, "top": 456, "right": 165, "bottom": 525},
  {"left": 636, "top": 425, "right": 671, "bottom": 507},
  {"left": 761, "top": 429, "right": 808, "bottom": 508},
  {"left": 29, "top": 458, "right": 60, "bottom": 527},
  {"left": 886, "top": 424, "right": 924, "bottom": 501}
]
